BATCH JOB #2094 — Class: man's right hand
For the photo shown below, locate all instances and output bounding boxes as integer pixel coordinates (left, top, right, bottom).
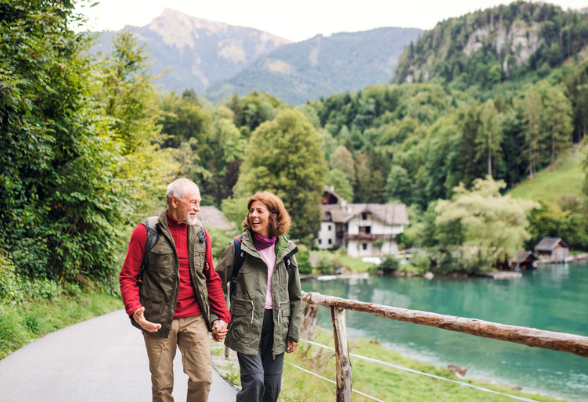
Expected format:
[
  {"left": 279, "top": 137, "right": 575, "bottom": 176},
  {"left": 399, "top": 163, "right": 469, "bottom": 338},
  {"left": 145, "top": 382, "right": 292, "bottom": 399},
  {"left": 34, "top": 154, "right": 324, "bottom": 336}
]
[{"left": 133, "top": 307, "right": 162, "bottom": 332}]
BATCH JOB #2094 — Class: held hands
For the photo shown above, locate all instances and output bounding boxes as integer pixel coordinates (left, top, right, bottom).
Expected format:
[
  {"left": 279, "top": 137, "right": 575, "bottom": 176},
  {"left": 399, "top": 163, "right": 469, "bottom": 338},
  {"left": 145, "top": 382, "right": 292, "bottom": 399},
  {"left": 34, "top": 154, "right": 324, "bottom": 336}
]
[
  {"left": 133, "top": 307, "right": 162, "bottom": 333},
  {"left": 286, "top": 340, "right": 298, "bottom": 354},
  {"left": 212, "top": 320, "right": 228, "bottom": 342}
]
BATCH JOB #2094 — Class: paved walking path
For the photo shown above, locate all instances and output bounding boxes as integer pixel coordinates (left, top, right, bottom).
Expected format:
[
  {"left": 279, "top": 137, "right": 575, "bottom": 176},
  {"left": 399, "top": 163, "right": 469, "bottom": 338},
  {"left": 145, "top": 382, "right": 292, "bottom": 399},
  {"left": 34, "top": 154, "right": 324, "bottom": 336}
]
[{"left": 0, "top": 310, "right": 237, "bottom": 401}]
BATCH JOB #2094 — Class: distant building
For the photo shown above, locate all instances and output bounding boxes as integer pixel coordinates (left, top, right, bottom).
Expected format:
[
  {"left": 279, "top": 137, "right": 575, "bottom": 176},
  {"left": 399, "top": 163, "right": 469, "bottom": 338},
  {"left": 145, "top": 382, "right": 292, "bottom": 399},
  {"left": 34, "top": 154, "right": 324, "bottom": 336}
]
[
  {"left": 321, "top": 185, "right": 341, "bottom": 205},
  {"left": 317, "top": 203, "right": 409, "bottom": 257},
  {"left": 534, "top": 237, "right": 569, "bottom": 262},
  {"left": 509, "top": 250, "right": 538, "bottom": 270},
  {"left": 197, "top": 206, "right": 235, "bottom": 231}
]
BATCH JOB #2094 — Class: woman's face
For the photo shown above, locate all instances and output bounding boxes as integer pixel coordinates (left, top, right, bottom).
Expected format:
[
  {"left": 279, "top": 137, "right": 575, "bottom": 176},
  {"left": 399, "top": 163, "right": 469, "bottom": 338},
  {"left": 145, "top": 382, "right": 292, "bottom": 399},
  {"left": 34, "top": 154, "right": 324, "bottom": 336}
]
[{"left": 249, "top": 200, "right": 271, "bottom": 238}]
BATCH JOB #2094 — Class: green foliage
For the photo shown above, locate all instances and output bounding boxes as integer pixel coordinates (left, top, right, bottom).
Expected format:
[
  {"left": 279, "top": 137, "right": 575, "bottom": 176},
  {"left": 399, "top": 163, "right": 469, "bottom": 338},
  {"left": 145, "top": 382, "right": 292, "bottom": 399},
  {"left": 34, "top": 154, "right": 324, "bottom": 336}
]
[
  {"left": 428, "top": 247, "right": 495, "bottom": 275},
  {"left": 394, "top": 2, "right": 588, "bottom": 88},
  {"left": 295, "top": 245, "right": 312, "bottom": 275},
  {"left": 237, "top": 109, "right": 327, "bottom": 241},
  {"left": 377, "top": 255, "right": 400, "bottom": 274},
  {"left": 435, "top": 177, "right": 537, "bottom": 261},
  {"left": 0, "top": 2, "right": 126, "bottom": 281},
  {"left": 410, "top": 251, "right": 431, "bottom": 275},
  {"left": 325, "top": 170, "right": 353, "bottom": 202},
  {"left": 525, "top": 199, "right": 588, "bottom": 250},
  {"left": 207, "top": 227, "right": 239, "bottom": 262},
  {"left": 316, "top": 252, "right": 340, "bottom": 274},
  {"left": 221, "top": 196, "right": 250, "bottom": 227}
]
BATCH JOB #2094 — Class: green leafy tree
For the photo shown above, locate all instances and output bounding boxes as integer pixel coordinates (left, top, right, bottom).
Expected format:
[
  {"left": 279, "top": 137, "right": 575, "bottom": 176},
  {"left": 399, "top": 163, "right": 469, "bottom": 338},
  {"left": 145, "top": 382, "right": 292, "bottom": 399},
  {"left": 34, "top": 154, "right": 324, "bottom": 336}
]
[
  {"left": 237, "top": 109, "right": 327, "bottom": 241},
  {"left": 385, "top": 165, "right": 412, "bottom": 203},
  {"left": 476, "top": 100, "right": 502, "bottom": 178},
  {"left": 435, "top": 177, "right": 537, "bottom": 261},
  {"left": 0, "top": 1, "right": 143, "bottom": 281},
  {"left": 329, "top": 145, "right": 356, "bottom": 184},
  {"left": 326, "top": 169, "right": 353, "bottom": 202}
]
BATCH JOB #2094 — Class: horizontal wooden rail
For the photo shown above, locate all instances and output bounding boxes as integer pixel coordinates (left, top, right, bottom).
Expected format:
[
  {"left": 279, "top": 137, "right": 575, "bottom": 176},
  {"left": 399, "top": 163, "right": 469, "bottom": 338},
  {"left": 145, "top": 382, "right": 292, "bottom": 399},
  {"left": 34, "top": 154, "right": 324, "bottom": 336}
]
[{"left": 302, "top": 291, "right": 588, "bottom": 359}]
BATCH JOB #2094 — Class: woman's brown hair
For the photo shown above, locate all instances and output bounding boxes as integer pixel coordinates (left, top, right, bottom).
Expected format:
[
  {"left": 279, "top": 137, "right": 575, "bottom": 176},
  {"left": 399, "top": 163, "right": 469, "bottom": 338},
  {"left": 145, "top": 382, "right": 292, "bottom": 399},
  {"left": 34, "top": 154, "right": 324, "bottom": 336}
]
[{"left": 242, "top": 192, "right": 291, "bottom": 237}]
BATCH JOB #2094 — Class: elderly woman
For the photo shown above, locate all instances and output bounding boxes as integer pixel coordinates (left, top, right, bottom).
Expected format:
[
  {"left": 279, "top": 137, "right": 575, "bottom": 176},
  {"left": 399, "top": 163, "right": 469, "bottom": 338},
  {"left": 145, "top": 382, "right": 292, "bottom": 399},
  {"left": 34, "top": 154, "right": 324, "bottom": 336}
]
[{"left": 217, "top": 191, "right": 302, "bottom": 402}]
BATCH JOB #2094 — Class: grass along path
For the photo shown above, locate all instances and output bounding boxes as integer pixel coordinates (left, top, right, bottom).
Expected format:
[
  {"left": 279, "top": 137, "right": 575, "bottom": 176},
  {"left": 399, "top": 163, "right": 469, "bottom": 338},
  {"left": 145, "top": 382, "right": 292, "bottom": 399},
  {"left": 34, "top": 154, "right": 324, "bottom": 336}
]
[
  {"left": 211, "top": 327, "right": 569, "bottom": 401},
  {"left": 0, "top": 289, "right": 122, "bottom": 359}
]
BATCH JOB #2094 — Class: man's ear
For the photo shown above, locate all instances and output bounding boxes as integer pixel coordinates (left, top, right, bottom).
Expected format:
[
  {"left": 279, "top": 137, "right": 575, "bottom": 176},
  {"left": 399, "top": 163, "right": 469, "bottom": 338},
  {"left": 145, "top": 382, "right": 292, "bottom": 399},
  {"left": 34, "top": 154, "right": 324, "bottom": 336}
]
[{"left": 170, "top": 196, "right": 179, "bottom": 209}]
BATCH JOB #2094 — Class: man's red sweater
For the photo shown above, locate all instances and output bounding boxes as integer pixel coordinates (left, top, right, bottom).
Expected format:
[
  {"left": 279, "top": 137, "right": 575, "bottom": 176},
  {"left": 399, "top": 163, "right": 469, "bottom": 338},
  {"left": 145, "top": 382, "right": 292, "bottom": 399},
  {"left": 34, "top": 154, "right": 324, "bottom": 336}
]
[{"left": 119, "top": 214, "right": 230, "bottom": 324}]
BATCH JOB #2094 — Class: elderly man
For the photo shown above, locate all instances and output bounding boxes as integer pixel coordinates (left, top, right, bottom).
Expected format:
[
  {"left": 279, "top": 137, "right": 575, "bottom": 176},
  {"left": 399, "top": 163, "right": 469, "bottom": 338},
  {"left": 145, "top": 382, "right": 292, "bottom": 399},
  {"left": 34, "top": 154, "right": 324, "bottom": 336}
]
[{"left": 119, "top": 178, "right": 230, "bottom": 402}]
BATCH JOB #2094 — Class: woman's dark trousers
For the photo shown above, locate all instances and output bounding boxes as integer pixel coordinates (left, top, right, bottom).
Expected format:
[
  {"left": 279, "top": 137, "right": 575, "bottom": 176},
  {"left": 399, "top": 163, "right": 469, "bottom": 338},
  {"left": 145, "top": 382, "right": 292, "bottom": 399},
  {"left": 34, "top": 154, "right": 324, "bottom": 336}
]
[{"left": 237, "top": 310, "right": 285, "bottom": 402}]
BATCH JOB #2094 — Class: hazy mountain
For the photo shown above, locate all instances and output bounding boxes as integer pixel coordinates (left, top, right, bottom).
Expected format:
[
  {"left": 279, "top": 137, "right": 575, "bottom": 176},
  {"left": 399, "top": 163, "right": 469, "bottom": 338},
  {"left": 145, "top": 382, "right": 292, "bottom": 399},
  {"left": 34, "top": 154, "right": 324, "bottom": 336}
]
[
  {"left": 91, "top": 8, "right": 290, "bottom": 93},
  {"left": 205, "top": 27, "right": 423, "bottom": 105}
]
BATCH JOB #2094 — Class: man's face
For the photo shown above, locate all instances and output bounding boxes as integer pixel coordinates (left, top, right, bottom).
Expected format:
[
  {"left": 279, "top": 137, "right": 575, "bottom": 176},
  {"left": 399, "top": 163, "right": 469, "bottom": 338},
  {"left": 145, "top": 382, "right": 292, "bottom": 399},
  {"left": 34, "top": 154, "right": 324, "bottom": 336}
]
[{"left": 174, "top": 188, "right": 201, "bottom": 226}]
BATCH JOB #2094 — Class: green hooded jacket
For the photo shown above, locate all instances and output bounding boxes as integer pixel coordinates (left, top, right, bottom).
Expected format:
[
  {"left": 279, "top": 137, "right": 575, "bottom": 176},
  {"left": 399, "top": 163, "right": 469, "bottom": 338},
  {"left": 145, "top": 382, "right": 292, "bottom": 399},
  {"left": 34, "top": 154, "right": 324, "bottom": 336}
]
[{"left": 216, "top": 230, "right": 302, "bottom": 356}]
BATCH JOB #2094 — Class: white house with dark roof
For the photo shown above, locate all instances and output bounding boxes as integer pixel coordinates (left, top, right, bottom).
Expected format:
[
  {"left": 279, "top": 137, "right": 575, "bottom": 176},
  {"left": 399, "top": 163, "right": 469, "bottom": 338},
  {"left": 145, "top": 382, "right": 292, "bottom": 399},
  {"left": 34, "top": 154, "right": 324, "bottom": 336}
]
[{"left": 316, "top": 203, "right": 409, "bottom": 257}]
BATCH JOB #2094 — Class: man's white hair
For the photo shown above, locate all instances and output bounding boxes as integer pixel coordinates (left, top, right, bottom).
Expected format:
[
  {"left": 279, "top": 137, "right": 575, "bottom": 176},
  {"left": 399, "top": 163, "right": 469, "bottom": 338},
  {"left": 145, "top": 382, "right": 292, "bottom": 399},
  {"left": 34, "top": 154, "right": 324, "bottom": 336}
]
[{"left": 166, "top": 178, "right": 199, "bottom": 205}]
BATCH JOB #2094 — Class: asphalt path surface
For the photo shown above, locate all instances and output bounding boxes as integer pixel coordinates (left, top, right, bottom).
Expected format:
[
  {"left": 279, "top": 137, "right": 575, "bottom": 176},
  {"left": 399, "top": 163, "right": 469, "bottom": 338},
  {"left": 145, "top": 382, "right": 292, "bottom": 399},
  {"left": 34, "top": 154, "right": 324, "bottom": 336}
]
[{"left": 0, "top": 309, "right": 237, "bottom": 401}]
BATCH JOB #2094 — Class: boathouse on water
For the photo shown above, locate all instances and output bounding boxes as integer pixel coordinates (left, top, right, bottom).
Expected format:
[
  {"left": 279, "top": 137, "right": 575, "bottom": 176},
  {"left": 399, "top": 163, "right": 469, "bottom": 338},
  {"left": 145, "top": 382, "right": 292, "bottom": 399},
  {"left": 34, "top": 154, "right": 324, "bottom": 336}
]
[{"left": 534, "top": 237, "right": 569, "bottom": 262}]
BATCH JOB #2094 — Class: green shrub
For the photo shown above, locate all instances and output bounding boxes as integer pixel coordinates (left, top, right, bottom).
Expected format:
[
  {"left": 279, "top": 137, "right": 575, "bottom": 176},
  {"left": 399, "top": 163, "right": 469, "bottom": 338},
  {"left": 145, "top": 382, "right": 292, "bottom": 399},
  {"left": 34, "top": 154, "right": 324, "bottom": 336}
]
[
  {"left": 378, "top": 255, "right": 400, "bottom": 274},
  {"left": 295, "top": 245, "right": 312, "bottom": 274},
  {"left": 410, "top": 251, "right": 431, "bottom": 275},
  {"left": 316, "top": 252, "right": 340, "bottom": 274}
]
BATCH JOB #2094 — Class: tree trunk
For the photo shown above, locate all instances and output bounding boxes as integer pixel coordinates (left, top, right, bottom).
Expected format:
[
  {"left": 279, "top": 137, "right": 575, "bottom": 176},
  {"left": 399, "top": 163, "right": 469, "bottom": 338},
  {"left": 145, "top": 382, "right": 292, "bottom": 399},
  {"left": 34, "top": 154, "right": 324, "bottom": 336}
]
[
  {"left": 488, "top": 145, "right": 492, "bottom": 178},
  {"left": 551, "top": 130, "right": 555, "bottom": 173}
]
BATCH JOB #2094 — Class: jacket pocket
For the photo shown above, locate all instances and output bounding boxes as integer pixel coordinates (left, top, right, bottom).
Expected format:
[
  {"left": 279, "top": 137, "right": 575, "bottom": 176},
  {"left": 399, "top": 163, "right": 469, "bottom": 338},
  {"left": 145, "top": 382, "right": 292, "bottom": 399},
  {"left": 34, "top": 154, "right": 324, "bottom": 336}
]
[
  {"left": 228, "top": 297, "right": 255, "bottom": 344},
  {"left": 278, "top": 300, "right": 290, "bottom": 337}
]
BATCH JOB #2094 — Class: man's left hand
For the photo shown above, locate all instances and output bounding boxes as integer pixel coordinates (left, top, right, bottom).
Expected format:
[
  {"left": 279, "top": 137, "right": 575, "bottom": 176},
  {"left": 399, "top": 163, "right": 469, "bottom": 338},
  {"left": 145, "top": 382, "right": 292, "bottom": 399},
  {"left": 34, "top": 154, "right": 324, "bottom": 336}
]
[
  {"left": 286, "top": 340, "right": 298, "bottom": 353},
  {"left": 212, "top": 320, "right": 228, "bottom": 342}
]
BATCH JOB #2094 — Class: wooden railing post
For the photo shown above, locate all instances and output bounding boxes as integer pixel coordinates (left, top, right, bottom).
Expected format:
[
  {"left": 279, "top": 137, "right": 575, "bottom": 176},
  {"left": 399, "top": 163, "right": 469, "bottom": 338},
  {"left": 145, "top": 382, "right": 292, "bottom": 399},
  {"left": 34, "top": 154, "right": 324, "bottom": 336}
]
[{"left": 331, "top": 307, "right": 352, "bottom": 402}]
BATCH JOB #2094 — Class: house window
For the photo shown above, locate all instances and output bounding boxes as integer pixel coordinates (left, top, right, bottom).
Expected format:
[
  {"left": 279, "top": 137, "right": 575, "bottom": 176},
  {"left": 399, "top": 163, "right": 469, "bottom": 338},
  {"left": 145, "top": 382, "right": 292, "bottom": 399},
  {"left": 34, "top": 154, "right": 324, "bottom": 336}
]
[
  {"left": 362, "top": 213, "right": 368, "bottom": 220},
  {"left": 359, "top": 226, "right": 371, "bottom": 234},
  {"left": 328, "top": 225, "right": 332, "bottom": 231},
  {"left": 318, "top": 239, "right": 322, "bottom": 245},
  {"left": 328, "top": 239, "right": 332, "bottom": 245},
  {"left": 362, "top": 243, "right": 368, "bottom": 250}
]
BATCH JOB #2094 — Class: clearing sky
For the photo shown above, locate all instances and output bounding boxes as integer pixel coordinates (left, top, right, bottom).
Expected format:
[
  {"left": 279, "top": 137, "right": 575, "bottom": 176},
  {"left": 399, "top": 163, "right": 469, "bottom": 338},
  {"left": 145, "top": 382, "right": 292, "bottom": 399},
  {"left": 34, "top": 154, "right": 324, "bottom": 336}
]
[{"left": 77, "top": 0, "right": 588, "bottom": 42}]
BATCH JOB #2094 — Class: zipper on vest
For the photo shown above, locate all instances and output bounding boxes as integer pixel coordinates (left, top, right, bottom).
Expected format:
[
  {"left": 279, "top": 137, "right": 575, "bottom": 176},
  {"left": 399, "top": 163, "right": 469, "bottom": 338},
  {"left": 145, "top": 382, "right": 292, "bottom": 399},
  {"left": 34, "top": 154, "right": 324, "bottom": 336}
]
[{"left": 250, "top": 301, "right": 255, "bottom": 324}]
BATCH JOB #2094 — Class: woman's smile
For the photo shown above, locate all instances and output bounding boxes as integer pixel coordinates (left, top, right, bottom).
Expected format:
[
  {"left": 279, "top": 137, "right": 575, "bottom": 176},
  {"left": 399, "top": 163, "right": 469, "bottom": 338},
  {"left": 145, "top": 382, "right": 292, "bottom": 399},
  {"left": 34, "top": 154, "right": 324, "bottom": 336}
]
[{"left": 249, "top": 200, "right": 271, "bottom": 237}]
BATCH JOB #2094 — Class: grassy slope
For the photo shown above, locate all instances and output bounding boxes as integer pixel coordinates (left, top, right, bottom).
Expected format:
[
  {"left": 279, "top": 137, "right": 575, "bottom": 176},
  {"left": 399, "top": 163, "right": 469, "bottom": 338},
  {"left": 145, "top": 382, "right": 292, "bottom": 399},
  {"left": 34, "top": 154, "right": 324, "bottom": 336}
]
[
  {"left": 0, "top": 291, "right": 122, "bottom": 359},
  {"left": 508, "top": 152, "right": 585, "bottom": 202}
]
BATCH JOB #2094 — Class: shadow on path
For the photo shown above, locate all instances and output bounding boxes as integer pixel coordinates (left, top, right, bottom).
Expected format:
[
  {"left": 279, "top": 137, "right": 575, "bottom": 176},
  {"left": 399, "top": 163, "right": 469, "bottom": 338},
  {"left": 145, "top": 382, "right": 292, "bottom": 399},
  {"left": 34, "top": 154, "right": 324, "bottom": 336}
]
[{"left": 0, "top": 309, "right": 236, "bottom": 401}]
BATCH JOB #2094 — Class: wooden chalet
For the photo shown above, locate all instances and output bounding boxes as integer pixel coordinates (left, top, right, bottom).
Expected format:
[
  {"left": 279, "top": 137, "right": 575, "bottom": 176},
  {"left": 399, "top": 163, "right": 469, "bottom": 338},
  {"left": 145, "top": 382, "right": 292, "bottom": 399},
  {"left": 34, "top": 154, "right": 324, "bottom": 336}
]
[
  {"left": 509, "top": 250, "right": 538, "bottom": 271},
  {"left": 534, "top": 237, "right": 569, "bottom": 262}
]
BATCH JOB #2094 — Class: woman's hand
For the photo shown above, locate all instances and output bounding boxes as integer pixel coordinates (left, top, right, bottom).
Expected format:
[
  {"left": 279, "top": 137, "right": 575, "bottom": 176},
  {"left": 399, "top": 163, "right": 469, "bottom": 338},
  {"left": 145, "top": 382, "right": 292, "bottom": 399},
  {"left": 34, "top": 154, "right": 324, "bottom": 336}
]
[{"left": 286, "top": 340, "right": 298, "bottom": 353}]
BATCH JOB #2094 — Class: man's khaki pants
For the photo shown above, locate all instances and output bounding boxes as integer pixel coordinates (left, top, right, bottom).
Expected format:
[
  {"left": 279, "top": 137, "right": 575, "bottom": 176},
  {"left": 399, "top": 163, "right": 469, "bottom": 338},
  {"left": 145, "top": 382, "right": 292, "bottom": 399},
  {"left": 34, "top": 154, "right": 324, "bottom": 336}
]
[{"left": 143, "top": 314, "right": 211, "bottom": 402}]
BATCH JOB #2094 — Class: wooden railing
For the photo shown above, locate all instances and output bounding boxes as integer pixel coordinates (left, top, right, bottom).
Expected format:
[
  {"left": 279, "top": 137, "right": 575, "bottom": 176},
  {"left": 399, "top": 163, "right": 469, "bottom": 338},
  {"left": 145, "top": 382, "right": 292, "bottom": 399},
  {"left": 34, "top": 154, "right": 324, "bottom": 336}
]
[{"left": 301, "top": 291, "right": 588, "bottom": 402}]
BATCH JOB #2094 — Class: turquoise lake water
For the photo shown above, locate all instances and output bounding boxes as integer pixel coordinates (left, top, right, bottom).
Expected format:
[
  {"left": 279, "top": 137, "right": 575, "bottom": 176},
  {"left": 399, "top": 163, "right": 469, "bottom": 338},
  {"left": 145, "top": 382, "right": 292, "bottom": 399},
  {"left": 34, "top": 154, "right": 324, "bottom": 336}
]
[{"left": 301, "top": 263, "right": 588, "bottom": 401}]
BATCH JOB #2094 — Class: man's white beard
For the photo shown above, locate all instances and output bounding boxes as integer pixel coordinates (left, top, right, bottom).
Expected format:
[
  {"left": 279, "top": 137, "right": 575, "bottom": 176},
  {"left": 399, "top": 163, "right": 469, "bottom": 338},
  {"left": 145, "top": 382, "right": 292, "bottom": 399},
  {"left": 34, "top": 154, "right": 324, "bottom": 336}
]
[{"left": 183, "top": 213, "right": 198, "bottom": 226}]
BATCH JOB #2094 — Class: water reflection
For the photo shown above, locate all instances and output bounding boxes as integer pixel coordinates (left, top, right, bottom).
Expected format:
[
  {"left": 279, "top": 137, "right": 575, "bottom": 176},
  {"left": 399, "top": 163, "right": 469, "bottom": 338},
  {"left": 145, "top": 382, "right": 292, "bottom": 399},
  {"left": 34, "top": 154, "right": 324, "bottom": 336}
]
[{"left": 303, "top": 264, "right": 588, "bottom": 401}]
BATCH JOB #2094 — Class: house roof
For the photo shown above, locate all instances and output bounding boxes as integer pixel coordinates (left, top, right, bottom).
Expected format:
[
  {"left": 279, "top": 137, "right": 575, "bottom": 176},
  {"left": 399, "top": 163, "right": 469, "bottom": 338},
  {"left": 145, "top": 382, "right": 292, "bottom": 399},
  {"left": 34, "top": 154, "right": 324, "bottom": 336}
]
[
  {"left": 197, "top": 206, "right": 235, "bottom": 231},
  {"left": 534, "top": 237, "right": 569, "bottom": 251},
  {"left": 320, "top": 203, "right": 409, "bottom": 225},
  {"left": 512, "top": 250, "right": 538, "bottom": 264}
]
